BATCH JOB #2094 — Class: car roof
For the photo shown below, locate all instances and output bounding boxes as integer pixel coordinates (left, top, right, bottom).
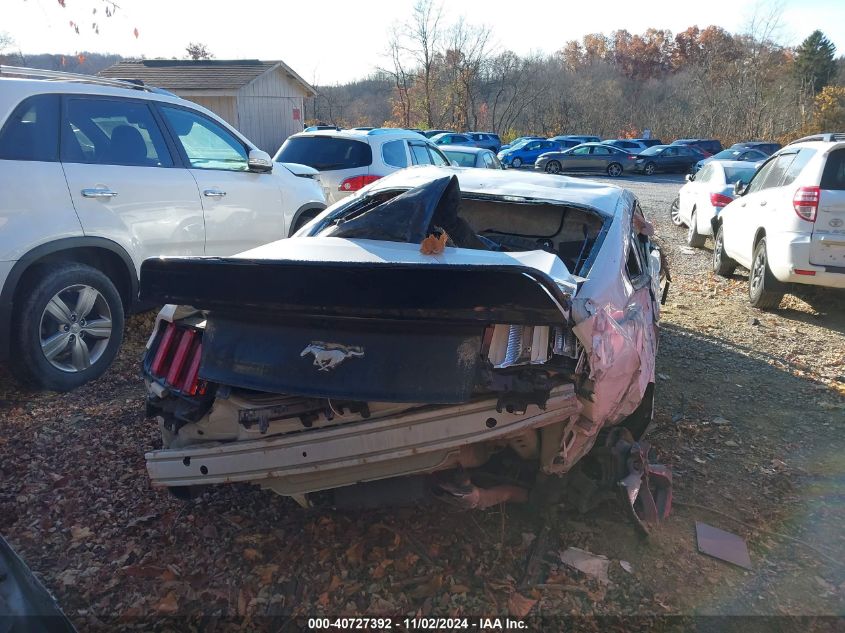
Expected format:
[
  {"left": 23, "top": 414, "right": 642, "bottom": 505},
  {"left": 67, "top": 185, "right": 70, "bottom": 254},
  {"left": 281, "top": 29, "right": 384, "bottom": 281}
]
[
  {"left": 291, "top": 128, "right": 426, "bottom": 142},
  {"left": 367, "top": 165, "right": 630, "bottom": 218}
]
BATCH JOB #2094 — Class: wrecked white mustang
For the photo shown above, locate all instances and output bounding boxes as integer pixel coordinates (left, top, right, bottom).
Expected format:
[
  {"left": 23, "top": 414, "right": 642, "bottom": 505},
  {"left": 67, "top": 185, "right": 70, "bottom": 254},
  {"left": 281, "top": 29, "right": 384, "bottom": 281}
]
[{"left": 140, "top": 167, "right": 672, "bottom": 533}]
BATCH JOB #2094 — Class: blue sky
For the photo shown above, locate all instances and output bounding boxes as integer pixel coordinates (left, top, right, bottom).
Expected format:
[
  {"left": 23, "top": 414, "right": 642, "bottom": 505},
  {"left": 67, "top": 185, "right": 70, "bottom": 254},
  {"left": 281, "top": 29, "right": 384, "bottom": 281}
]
[{"left": 4, "top": 0, "right": 843, "bottom": 84}]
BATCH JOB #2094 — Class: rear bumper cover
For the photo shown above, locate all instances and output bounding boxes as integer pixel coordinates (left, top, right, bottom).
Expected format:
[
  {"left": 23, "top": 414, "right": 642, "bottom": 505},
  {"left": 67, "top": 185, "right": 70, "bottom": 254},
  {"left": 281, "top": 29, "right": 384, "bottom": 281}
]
[
  {"left": 767, "top": 232, "right": 845, "bottom": 288},
  {"left": 146, "top": 385, "right": 581, "bottom": 495}
]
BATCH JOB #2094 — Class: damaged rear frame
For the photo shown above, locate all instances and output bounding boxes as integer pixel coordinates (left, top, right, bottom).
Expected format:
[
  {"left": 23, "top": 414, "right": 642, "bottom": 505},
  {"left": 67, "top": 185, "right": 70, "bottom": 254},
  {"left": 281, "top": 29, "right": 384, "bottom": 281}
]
[{"left": 139, "top": 168, "right": 671, "bottom": 533}]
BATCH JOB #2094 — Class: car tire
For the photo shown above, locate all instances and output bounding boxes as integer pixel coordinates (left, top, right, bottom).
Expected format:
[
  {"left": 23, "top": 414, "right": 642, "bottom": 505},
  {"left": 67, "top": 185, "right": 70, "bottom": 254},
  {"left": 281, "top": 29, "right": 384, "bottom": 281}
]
[
  {"left": 511, "top": 157, "right": 523, "bottom": 169},
  {"left": 686, "top": 209, "right": 707, "bottom": 248},
  {"left": 11, "top": 263, "right": 125, "bottom": 391},
  {"left": 748, "top": 237, "right": 784, "bottom": 310},
  {"left": 545, "top": 160, "right": 562, "bottom": 174},
  {"left": 712, "top": 225, "right": 737, "bottom": 277},
  {"left": 606, "top": 162, "right": 623, "bottom": 177},
  {"left": 670, "top": 196, "right": 683, "bottom": 226},
  {"left": 644, "top": 162, "right": 656, "bottom": 176}
]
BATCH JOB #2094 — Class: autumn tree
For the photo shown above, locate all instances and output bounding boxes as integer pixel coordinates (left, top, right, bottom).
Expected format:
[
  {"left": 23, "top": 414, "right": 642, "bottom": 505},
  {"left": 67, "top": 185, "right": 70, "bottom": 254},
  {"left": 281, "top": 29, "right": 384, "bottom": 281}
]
[
  {"left": 185, "top": 42, "right": 214, "bottom": 60},
  {"left": 794, "top": 30, "right": 837, "bottom": 94}
]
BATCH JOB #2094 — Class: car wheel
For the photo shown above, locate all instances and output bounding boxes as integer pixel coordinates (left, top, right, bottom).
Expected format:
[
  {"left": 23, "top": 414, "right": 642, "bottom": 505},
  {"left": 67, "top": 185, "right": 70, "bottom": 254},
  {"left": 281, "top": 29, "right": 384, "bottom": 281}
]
[
  {"left": 511, "top": 157, "right": 523, "bottom": 169},
  {"left": 644, "top": 162, "right": 656, "bottom": 176},
  {"left": 606, "top": 162, "right": 623, "bottom": 177},
  {"left": 545, "top": 160, "right": 562, "bottom": 174},
  {"left": 670, "top": 196, "right": 683, "bottom": 226},
  {"left": 748, "top": 237, "right": 784, "bottom": 310},
  {"left": 686, "top": 209, "right": 707, "bottom": 248},
  {"left": 712, "top": 225, "right": 737, "bottom": 277},
  {"left": 11, "top": 263, "right": 124, "bottom": 391}
]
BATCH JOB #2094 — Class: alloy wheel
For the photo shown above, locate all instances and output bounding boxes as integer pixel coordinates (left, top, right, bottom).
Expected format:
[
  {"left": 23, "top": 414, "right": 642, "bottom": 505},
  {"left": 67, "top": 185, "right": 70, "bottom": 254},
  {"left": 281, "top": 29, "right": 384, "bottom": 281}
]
[
  {"left": 39, "top": 284, "right": 113, "bottom": 373},
  {"left": 670, "top": 197, "right": 682, "bottom": 226},
  {"left": 750, "top": 249, "right": 766, "bottom": 297},
  {"left": 546, "top": 161, "right": 561, "bottom": 174},
  {"left": 607, "top": 163, "right": 623, "bottom": 177}
]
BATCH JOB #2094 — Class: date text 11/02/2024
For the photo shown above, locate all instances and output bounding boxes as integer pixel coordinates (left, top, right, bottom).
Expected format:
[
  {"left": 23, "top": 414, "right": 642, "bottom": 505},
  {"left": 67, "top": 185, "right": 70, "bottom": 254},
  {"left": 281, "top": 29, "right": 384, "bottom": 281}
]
[{"left": 308, "top": 617, "right": 528, "bottom": 630}]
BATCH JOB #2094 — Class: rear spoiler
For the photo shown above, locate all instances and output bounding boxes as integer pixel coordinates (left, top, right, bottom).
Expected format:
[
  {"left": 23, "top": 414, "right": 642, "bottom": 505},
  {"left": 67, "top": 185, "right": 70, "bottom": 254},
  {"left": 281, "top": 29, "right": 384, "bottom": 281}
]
[{"left": 139, "top": 257, "right": 571, "bottom": 325}]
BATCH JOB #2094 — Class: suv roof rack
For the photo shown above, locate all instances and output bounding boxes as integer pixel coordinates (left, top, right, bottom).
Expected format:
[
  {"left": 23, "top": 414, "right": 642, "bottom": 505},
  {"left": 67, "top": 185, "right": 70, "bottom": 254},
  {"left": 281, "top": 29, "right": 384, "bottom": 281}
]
[
  {"left": 0, "top": 65, "right": 168, "bottom": 95},
  {"left": 788, "top": 132, "right": 845, "bottom": 145}
]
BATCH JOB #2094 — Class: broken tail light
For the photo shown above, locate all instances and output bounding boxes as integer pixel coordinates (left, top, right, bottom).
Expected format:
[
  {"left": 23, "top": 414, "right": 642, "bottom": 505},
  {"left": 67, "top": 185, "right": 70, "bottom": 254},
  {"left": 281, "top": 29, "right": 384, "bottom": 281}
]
[
  {"left": 487, "top": 324, "right": 552, "bottom": 368},
  {"left": 146, "top": 322, "right": 204, "bottom": 396},
  {"left": 793, "top": 186, "right": 820, "bottom": 222},
  {"left": 339, "top": 174, "right": 381, "bottom": 192}
]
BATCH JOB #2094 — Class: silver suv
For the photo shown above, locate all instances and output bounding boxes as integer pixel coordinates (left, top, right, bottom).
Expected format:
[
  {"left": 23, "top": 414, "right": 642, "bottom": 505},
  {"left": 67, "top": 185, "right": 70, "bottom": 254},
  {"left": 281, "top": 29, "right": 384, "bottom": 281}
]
[
  {"left": 273, "top": 128, "right": 451, "bottom": 206},
  {"left": 0, "top": 66, "right": 325, "bottom": 390}
]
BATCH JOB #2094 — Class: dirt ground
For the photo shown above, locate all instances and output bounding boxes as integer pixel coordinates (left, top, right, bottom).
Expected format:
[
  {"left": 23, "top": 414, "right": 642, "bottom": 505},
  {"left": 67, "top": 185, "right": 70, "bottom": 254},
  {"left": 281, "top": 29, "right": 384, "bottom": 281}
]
[{"left": 1, "top": 173, "right": 843, "bottom": 632}]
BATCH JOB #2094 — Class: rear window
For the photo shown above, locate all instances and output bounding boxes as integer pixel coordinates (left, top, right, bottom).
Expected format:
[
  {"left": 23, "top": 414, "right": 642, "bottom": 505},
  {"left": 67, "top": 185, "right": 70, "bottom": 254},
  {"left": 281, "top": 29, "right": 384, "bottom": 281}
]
[
  {"left": 821, "top": 149, "right": 845, "bottom": 190},
  {"left": 275, "top": 136, "right": 372, "bottom": 171},
  {"left": 444, "top": 150, "right": 476, "bottom": 167},
  {"left": 0, "top": 94, "right": 60, "bottom": 162},
  {"left": 724, "top": 166, "right": 756, "bottom": 184}
]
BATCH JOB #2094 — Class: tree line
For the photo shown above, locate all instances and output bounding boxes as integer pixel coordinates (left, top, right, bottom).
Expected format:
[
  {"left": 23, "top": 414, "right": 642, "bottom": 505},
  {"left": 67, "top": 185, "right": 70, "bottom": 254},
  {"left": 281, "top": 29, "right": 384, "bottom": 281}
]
[{"left": 308, "top": 1, "right": 845, "bottom": 144}]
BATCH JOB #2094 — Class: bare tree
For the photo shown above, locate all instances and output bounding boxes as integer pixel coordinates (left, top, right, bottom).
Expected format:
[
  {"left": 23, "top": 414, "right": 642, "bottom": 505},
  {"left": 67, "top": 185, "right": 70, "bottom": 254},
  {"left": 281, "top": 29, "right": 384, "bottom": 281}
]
[{"left": 185, "top": 42, "right": 213, "bottom": 60}]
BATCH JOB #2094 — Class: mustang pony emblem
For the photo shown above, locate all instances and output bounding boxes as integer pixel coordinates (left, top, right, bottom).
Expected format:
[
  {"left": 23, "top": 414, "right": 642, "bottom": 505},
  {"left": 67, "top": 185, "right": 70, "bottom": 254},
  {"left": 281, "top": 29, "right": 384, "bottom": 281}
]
[{"left": 301, "top": 342, "right": 364, "bottom": 371}]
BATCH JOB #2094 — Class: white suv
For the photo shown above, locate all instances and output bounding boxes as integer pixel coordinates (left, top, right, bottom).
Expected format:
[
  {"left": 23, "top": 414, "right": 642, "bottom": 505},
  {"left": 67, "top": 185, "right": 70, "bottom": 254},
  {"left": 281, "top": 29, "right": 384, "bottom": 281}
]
[
  {"left": 273, "top": 128, "right": 452, "bottom": 206},
  {"left": 0, "top": 66, "right": 326, "bottom": 390},
  {"left": 713, "top": 133, "right": 845, "bottom": 308}
]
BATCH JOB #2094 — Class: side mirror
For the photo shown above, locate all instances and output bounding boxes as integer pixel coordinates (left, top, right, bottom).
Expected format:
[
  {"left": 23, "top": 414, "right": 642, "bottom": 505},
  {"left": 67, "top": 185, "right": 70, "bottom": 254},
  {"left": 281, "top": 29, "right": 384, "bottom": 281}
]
[
  {"left": 450, "top": 160, "right": 460, "bottom": 167},
  {"left": 733, "top": 181, "right": 746, "bottom": 197},
  {"left": 685, "top": 173, "right": 694, "bottom": 182},
  {"left": 248, "top": 149, "right": 273, "bottom": 173}
]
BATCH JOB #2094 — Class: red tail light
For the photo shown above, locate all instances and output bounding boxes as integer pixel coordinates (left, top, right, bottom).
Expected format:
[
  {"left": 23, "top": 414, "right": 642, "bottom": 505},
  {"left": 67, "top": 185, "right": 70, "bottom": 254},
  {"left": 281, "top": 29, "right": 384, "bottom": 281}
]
[
  {"left": 339, "top": 174, "right": 381, "bottom": 192},
  {"left": 147, "top": 322, "right": 204, "bottom": 396},
  {"left": 793, "top": 186, "right": 820, "bottom": 222},
  {"left": 710, "top": 193, "right": 733, "bottom": 208}
]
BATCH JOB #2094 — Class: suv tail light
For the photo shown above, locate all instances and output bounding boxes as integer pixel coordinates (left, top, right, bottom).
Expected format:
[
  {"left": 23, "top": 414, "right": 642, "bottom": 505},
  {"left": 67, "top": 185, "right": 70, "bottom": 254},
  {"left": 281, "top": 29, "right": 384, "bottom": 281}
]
[
  {"left": 710, "top": 193, "right": 733, "bottom": 208},
  {"left": 339, "top": 174, "right": 381, "bottom": 192},
  {"left": 146, "top": 322, "right": 205, "bottom": 396},
  {"left": 793, "top": 186, "right": 820, "bottom": 222}
]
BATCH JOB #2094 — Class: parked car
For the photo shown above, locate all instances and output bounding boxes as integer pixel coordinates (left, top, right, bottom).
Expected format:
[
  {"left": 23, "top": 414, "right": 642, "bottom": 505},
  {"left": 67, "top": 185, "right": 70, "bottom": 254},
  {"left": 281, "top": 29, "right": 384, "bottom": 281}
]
[
  {"left": 634, "top": 138, "right": 664, "bottom": 148},
  {"left": 304, "top": 125, "right": 341, "bottom": 132},
  {"left": 442, "top": 146, "right": 503, "bottom": 169},
  {"left": 604, "top": 139, "right": 650, "bottom": 153},
  {"left": 634, "top": 144, "right": 704, "bottom": 175},
  {"left": 423, "top": 129, "right": 453, "bottom": 138},
  {"left": 671, "top": 160, "right": 759, "bottom": 248},
  {"left": 550, "top": 135, "right": 601, "bottom": 144},
  {"left": 535, "top": 142, "right": 637, "bottom": 177},
  {"left": 670, "top": 138, "right": 723, "bottom": 157},
  {"left": 500, "top": 135, "right": 545, "bottom": 151},
  {"left": 498, "top": 139, "right": 561, "bottom": 168},
  {"left": 0, "top": 66, "right": 326, "bottom": 391},
  {"left": 713, "top": 133, "right": 845, "bottom": 308},
  {"left": 730, "top": 141, "right": 781, "bottom": 156},
  {"left": 465, "top": 131, "right": 502, "bottom": 152},
  {"left": 430, "top": 132, "right": 477, "bottom": 148},
  {"left": 692, "top": 147, "right": 769, "bottom": 173},
  {"left": 139, "top": 166, "right": 670, "bottom": 529},
  {"left": 274, "top": 128, "right": 450, "bottom": 206}
]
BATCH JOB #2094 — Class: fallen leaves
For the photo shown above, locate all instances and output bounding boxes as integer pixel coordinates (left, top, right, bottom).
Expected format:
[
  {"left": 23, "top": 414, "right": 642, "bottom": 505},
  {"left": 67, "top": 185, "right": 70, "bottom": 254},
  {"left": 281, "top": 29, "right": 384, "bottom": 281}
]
[
  {"left": 420, "top": 232, "right": 448, "bottom": 255},
  {"left": 507, "top": 591, "right": 537, "bottom": 617}
]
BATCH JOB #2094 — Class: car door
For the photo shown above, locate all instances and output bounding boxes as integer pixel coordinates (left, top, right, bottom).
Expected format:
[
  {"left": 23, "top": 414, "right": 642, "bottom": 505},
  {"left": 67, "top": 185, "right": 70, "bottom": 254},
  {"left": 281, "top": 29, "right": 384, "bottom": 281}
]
[
  {"left": 726, "top": 154, "right": 795, "bottom": 265},
  {"left": 561, "top": 145, "right": 590, "bottom": 170},
  {"left": 661, "top": 146, "right": 679, "bottom": 170},
  {"left": 809, "top": 148, "right": 845, "bottom": 267},
  {"left": 60, "top": 95, "right": 205, "bottom": 269},
  {"left": 680, "top": 164, "right": 711, "bottom": 224},
  {"left": 157, "top": 103, "right": 286, "bottom": 256},
  {"left": 590, "top": 145, "right": 614, "bottom": 171}
]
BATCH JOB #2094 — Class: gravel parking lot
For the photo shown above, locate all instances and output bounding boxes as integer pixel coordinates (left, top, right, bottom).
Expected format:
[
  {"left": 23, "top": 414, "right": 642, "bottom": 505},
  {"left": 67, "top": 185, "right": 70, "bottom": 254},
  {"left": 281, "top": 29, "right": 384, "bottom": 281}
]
[{"left": 1, "top": 171, "right": 843, "bottom": 630}]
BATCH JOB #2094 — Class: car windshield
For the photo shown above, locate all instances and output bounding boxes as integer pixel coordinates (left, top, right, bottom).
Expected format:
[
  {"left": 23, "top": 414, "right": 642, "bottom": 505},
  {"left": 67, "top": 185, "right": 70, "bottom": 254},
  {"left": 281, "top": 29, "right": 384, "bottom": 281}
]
[
  {"left": 509, "top": 140, "right": 530, "bottom": 150},
  {"left": 712, "top": 149, "right": 743, "bottom": 160},
  {"left": 639, "top": 145, "right": 666, "bottom": 156},
  {"left": 724, "top": 166, "right": 757, "bottom": 184},
  {"left": 443, "top": 150, "right": 476, "bottom": 167},
  {"left": 274, "top": 136, "right": 372, "bottom": 170}
]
